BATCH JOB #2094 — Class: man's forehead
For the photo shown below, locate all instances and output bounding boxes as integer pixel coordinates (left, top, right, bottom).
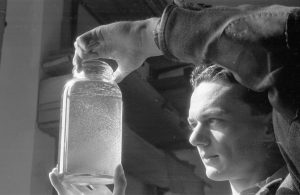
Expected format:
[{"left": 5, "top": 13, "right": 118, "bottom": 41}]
[
  {"left": 192, "top": 81, "right": 245, "bottom": 101},
  {"left": 189, "top": 82, "right": 247, "bottom": 116},
  {"left": 188, "top": 107, "right": 228, "bottom": 121}
]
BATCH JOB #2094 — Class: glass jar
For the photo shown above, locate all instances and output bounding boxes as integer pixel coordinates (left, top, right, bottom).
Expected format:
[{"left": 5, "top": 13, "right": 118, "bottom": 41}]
[{"left": 58, "top": 59, "right": 122, "bottom": 185}]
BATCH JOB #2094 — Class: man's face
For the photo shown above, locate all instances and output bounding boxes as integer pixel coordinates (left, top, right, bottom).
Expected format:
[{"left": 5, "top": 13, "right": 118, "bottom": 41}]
[{"left": 188, "top": 81, "right": 270, "bottom": 181}]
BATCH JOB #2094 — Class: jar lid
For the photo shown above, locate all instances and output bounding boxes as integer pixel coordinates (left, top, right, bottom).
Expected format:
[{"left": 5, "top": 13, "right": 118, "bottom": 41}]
[{"left": 82, "top": 59, "right": 113, "bottom": 75}]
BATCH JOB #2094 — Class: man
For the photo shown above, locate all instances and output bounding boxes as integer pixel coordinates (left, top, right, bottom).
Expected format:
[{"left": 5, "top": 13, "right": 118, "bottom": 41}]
[
  {"left": 72, "top": 2, "right": 300, "bottom": 194},
  {"left": 188, "top": 64, "right": 286, "bottom": 194}
]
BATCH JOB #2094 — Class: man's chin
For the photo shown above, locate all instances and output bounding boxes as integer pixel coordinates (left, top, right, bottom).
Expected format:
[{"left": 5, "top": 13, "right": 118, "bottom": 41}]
[{"left": 205, "top": 166, "right": 228, "bottom": 181}]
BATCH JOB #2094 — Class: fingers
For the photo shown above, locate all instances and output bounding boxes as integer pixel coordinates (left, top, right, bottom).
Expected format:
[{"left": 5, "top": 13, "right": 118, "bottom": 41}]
[
  {"left": 73, "top": 22, "right": 147, "bottom": 82},
  {"left": 113, "top": 164, "right": 127, "bottom": 195},
  {"left": 73, "top": 41, "right": 100, "bottom": 73},
  {"left": 73, "top": 27, "right": 105, "bottom": 73},
  {"left": 113, "top": 58, "right": 144, "bottom": 83}
]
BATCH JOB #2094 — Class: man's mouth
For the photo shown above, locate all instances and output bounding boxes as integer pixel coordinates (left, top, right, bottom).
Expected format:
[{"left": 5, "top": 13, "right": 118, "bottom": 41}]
[{"left": 202, "top": 155, "right": 219, "bottom": 160}]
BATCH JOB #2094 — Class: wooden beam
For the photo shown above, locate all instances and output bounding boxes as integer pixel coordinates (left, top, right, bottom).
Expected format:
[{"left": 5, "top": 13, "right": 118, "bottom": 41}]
[
  {"left": 119, "top": 72, "right": 189, "bottom": 147},
  {"left": 149, "top": 75, "right": 191, "bottom": 91},
  {"left": 122, "top": 124, "right": 170, "bottom": 187}
]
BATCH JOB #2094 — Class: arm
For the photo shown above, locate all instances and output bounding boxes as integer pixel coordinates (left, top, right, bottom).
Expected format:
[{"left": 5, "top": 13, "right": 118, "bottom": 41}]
[{"left": 156, "top": 4, "right": 299, "bottom": 90}]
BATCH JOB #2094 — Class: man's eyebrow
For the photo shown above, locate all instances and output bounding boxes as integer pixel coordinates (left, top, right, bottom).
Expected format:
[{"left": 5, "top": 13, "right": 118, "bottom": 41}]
[
  {"left": 187, "top": 108, "right": 228, "bottom": 123},
  {"left": 199, "top": 108, "right": 229, "bottom": 119}
]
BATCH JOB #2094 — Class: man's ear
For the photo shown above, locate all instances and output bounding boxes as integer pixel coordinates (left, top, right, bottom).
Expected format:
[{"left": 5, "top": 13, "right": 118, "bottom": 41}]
[{"left": 261, "top": 113, "right": 276, "bottom": 142}]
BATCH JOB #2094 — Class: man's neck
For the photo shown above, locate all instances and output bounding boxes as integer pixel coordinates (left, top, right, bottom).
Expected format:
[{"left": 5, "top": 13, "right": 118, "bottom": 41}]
[
  {"left": 230, "top": 181, "right": 262, "bottom": 195},
  {"left": 228, "top": 166, "right": 272, "bottom": 195},
  {"left": 229, "top": 166, "right": 287, "bottom": 195},
  {"left": 229, "top": 177, "right": 260, "bottom": 195}
]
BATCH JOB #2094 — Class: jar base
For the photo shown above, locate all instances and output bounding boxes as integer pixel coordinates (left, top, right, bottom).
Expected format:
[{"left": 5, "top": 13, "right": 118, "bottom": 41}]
[{"left": 63, "top": 173, "right": 114, "bottom": 185}]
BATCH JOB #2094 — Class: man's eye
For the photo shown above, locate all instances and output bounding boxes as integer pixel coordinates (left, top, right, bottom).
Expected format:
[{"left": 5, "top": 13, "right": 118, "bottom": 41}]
[
  {"left": 207, "top": 118, "right": 223, "bottom": 128},
  {"left": 208, "top": 118, "right": 217, "bottom": 123}
]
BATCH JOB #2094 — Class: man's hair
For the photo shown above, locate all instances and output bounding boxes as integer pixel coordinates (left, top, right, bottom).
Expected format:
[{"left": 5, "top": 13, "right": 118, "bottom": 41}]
[{"left": 190, "top": 64, "right": 272, "bottom": 115}]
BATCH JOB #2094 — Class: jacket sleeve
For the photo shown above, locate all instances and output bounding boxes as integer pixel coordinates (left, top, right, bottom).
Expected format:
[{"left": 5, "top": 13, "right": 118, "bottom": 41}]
[{"left": 155, "top": 4, "right": 300, "bottom": 119}]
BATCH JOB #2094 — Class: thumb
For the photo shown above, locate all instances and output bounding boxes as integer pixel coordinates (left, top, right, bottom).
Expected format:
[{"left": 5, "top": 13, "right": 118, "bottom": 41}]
[
  {"left": 112, "top": 164, "right": 127, "bottom": 195},
  {"left": 113, "top": 57, "right": 145, "bottom": 83},
  {"left": 49, "top": 168, "right": 67, "bottom": 195}
]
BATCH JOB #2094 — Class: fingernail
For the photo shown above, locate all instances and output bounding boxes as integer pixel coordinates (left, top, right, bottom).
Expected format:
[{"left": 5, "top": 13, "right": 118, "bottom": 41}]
[{"left": 119, "top": 164, "right": 124, "bottom": 174}]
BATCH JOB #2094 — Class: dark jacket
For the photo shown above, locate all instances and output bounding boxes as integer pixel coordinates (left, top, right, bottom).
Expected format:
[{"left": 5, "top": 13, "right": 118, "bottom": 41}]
[{"left": 155, "top": 3, "right": 300, "bottom": 194}]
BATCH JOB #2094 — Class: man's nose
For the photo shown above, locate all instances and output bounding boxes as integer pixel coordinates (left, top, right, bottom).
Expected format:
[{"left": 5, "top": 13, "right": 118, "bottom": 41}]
[{"left": 189, "top": 124, "right": 210, "bottom": 147}]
